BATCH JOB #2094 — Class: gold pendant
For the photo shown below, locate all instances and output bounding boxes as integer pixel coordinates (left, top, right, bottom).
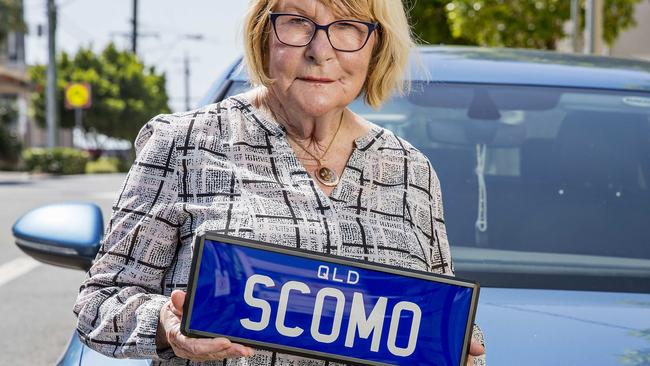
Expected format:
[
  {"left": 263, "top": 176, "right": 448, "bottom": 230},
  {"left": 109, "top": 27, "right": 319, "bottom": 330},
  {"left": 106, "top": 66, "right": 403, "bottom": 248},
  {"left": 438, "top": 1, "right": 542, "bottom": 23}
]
[{"left": 315, "top": 166, "right": 339, "bottom": 187}]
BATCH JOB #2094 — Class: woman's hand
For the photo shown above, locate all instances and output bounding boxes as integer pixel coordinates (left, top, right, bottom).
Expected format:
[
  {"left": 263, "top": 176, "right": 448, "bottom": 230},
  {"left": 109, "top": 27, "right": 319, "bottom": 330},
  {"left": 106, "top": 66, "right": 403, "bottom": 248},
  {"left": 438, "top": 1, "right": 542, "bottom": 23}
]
[
  {"left": 466, "top": 338, "right": 486, "bottom": 366},
  {"left": 156, "top": 290, "right": 255, "bottom": 361}
]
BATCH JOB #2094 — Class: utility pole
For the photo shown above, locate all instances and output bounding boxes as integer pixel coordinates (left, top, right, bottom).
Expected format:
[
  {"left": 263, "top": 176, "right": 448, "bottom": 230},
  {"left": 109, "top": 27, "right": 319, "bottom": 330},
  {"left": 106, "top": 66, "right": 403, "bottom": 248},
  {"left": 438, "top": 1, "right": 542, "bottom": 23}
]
[
  {"left": 46, "top": 0, "right": 57, "bottom": 147},
  {"left": 131, "top": 0, "right": 138, "bottom": 54},
  {"left": 173, "top": 34, "right": 203, "bottom": 111},
  {"left": 584, "top": 0, "right": 604, "bottom": 55},
  {"left": 184, "top": 52, "right": 190, "bottom": 111},
  {"left": 178, "top": 52, "right": 200, "bottom": 111},
  {"left": 570, "top": 0, "right": 580, "bottom": 53}
]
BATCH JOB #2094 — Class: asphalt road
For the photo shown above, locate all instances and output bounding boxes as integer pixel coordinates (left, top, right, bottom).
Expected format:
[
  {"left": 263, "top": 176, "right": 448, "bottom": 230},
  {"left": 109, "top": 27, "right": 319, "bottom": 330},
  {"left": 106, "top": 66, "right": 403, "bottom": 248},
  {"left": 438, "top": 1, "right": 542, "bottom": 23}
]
[{"left": 0, "top": 173, "right": 126, "bottom": 365}]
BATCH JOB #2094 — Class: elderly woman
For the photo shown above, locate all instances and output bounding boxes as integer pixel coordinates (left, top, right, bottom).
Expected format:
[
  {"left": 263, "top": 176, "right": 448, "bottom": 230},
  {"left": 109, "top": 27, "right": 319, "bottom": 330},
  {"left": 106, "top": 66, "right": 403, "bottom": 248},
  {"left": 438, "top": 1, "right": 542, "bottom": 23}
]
[{"left": 73, "top": 0, "right": 486, "bottom": 365}]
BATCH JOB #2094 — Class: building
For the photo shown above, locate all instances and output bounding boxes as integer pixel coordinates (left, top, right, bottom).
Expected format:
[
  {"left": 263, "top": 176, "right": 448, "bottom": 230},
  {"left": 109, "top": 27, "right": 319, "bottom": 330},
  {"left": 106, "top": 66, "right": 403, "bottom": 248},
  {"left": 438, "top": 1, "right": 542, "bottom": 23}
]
[
  {"left": 610, "top": 0, "right": 650, "bottom": 61},
  {"left": 0, "top": 0, "right": 72, "bottom": 155},
  {"left": 0, "top": 0, "right": 29, "bottom": 164}
]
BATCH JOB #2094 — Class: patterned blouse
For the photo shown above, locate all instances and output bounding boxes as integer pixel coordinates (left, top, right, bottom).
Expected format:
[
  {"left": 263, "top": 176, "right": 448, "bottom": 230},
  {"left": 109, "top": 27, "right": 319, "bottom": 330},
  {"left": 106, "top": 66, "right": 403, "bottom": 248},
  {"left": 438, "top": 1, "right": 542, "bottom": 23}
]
[{"left": 73, "top": 94, "right": 485, "bottom": 366}]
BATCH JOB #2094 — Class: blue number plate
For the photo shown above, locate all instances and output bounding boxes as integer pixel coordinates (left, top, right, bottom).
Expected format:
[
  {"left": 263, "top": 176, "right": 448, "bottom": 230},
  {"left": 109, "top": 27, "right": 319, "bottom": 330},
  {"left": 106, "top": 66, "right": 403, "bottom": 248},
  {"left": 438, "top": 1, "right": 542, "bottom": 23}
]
[{"left": 182, "top": 232, "right": 479, "bottom": 366}]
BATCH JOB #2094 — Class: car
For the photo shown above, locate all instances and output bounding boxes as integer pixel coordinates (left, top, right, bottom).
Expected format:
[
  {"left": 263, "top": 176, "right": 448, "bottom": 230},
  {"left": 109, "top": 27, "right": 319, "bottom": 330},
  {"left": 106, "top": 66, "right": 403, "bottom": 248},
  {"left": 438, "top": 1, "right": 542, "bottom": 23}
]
[{"left": 13, "top": 46, "right": 650, "bottom": 366}]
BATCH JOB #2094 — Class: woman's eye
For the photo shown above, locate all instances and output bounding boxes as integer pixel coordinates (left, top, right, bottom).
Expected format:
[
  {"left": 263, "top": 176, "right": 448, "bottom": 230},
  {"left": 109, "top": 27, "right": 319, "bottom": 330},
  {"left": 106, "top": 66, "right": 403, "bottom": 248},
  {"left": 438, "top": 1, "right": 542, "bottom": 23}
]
[
  {"left": 288, "top": 17, "right": 310, "bottom": 25},
  {"left": 336, "top": 22, "right": 356, "bottom": 28},
  {"left": 333, "top": 22, "right": 364, "bottom": 33}
]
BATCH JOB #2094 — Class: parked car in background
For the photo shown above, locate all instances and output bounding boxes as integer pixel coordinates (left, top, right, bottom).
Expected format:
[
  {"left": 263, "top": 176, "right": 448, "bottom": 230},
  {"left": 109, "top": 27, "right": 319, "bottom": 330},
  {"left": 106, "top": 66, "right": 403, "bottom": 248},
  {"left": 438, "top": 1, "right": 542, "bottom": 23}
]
[{"left": 14, "top": 46, "right": 650, "bottom": 365}]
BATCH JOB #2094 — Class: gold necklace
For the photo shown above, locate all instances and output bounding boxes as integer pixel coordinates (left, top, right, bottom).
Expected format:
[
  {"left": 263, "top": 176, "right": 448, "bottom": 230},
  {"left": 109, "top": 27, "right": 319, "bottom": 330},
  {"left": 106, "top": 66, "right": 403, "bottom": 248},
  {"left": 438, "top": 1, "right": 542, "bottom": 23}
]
[{"left": 286, "top": 110, "right": 345, "bottom": 187}]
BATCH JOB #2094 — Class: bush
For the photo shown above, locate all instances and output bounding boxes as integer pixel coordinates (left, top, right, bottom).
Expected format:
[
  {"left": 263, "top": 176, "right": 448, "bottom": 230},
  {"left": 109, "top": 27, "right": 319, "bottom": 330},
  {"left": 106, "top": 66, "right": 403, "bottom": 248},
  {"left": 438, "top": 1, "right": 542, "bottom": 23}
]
[
  {"left": 0, "top": 98, "right": 22, "bottom": 169},
  {"left": 117, "top": 155, "right": 133, "bottom": 173},
  {"left": 85, "top": 157, "right": 121, "bottom": 174},
  {"left": 0, "top": 127, "right": 22, "bottom": 169},
  {"left": 23, "top": 147, "right": 89, "bottom": 175}
]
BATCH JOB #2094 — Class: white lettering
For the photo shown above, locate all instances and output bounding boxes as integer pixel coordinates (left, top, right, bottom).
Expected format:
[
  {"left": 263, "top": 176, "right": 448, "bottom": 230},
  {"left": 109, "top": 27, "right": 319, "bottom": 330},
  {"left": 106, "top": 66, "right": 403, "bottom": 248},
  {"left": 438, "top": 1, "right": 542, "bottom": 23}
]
[
  {"left": 276, "top": 281, "right": 310, "bottom": 337},
  {"left": 317, "top": 265, "right": 329, "bottom": 280},
  {"left": 311, "top": 287, "right": 346, "bottom": 343},
  {"left": 331, "top": 267, "right": 344, "bottom": 282},
  {"left": 317, "top": 266, "right": 361, "bottom": 284},
  {"left": 239, "top": 274, "right": 275, "bottom": 331},
  {"left": 239, "top": 276, "right": 423, "bottom": 356},
  {"left": 387, "top": 301, "right": 422, "bottom": 357},
  {"left": 346, "top": 270, "right": 359, "bottom": 285},
  {"left": 345, "top": 293, "right": 387, "bottom": 352}
]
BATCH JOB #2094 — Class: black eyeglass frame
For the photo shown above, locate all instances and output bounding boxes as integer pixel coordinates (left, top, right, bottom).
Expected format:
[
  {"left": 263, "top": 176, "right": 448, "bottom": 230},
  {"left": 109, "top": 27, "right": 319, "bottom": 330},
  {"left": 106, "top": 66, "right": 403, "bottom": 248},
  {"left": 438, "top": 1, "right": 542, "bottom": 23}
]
[{"left": 269, "top": 12, "right": 379, "bottom": 53}]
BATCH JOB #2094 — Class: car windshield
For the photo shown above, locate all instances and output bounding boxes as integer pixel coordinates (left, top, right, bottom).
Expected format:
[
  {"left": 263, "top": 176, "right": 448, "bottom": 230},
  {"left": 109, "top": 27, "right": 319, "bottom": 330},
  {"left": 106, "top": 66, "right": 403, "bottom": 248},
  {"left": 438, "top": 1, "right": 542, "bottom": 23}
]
[{"left": 224, "top": 81, "right": 650, "bottom": 293}]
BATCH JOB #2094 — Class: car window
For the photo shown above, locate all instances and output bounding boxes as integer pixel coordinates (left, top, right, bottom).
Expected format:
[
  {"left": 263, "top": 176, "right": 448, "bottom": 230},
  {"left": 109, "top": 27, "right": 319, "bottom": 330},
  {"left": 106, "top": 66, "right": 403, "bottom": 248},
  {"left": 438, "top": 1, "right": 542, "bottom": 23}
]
[
  {"left": 224, "top": 81, "right": 253, "bottom": 99},
  {"left": 223, "top": 80, "right": 650, "bottom": 292}
]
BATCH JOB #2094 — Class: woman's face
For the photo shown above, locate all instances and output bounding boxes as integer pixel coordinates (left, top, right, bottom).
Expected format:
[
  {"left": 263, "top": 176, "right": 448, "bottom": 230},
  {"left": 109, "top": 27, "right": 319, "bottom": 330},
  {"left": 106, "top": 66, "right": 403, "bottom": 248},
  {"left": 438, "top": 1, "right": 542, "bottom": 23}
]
[{"left": 267, "top": 0, "right": 376, "bottom": 118}]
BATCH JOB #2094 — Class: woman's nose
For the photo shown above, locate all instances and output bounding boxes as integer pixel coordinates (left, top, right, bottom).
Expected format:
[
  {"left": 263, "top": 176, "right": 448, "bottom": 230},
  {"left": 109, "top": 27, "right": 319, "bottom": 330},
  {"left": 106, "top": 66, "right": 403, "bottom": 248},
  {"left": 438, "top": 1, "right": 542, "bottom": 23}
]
[{"left": 305, "top": 28, "right": 335, "bottom": 63}]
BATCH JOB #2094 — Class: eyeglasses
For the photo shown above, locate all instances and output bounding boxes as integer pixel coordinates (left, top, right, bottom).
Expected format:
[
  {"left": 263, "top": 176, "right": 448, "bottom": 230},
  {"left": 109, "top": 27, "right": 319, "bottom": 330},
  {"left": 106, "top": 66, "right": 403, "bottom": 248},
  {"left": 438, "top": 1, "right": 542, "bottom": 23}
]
[{"left": 269, "top": 12, "right": 378, "bottom": 52}]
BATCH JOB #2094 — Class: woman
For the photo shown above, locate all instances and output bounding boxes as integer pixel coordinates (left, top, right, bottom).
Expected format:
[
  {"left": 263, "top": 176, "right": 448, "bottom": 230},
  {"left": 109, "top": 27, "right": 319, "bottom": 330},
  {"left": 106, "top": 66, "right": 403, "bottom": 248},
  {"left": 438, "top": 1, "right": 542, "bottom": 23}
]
[{"left": 73, "top": 0, "right": 486, "bottom": 365}]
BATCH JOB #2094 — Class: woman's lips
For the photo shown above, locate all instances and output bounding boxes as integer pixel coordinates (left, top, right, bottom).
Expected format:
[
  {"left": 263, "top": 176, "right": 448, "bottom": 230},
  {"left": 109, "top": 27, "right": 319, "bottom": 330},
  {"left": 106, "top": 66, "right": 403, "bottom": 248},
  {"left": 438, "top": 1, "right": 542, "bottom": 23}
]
[{"left": 298, "top": 77, "right": 336, "bottom": 83}]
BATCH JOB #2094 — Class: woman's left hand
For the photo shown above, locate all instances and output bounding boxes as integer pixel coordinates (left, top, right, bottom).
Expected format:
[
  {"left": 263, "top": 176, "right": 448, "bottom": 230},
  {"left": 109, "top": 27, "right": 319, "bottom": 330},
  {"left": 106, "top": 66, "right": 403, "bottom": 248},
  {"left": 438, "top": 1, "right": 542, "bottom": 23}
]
[{"left": 466, "top": 338, "right": 486, "bottom": 366}]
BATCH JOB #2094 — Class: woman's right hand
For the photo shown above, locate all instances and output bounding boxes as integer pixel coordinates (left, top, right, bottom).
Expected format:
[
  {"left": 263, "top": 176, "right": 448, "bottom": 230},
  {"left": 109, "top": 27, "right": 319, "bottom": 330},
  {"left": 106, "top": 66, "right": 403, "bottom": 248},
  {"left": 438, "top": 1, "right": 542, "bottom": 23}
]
[{"left": 157, "top": 290, "right": 255, "bottom": 361}]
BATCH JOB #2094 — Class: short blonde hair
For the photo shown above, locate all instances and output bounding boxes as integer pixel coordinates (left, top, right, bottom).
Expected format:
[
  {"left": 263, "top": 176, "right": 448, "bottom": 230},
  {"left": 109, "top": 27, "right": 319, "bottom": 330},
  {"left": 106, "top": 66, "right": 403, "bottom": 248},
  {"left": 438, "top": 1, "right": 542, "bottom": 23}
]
[{"left": 243, "top": 0, "right": 414, "bottom": 109}]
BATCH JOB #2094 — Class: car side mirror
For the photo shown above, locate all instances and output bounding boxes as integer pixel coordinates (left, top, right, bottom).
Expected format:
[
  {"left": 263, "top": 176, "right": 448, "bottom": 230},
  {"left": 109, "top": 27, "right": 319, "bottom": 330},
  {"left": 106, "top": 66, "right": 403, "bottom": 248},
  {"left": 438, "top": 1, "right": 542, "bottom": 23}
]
[{"left": 12, "top": 202, "right": 104, "bottom": 271}]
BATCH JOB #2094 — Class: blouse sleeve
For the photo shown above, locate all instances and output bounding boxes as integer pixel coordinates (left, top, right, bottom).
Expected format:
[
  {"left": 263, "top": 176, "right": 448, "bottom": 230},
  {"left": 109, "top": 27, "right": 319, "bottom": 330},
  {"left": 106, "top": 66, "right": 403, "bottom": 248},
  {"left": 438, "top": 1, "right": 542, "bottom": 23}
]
[
  {"left": 421, "top": 157, "right": 487, "bottom": 366},
  {"left": 73, "top": 115, "right": 181, "bottom": 360},
  {"left": 425, "top": 159, "right": 455, "bottom": 276}
]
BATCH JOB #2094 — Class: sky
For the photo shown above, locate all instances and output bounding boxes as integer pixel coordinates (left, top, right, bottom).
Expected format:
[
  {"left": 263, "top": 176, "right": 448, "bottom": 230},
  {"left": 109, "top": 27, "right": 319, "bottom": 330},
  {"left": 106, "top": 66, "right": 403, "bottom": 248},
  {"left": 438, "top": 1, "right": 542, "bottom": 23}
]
[{"left": 23, "top": 0, "right": 250, "bottom": 112}]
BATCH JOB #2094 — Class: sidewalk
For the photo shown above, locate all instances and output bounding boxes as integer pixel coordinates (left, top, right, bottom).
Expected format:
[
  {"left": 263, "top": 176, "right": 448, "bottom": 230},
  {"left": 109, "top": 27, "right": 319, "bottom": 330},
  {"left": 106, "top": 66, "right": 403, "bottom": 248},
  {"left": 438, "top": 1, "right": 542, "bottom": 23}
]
[{"left": 0, "top": 171, "right": 51, "bottom": 184}]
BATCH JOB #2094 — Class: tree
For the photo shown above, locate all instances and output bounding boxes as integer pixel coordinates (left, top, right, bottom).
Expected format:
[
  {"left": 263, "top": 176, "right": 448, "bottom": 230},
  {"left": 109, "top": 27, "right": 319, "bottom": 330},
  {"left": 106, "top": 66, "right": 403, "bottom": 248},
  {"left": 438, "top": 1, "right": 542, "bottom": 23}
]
[
  {"left": 404, "top": 0, "right": 476, "bottom": 45},
  {"left": 445, "top": 0, "right": 570, "bottom": 49},
  {"left": 601, "top": 0, "right": 645, "bottom": 45},
  {"left": 29, "top": 43, "right": 171, "bottom": 144},
  {"left": 0, "top": 0, "right": 26, "bottom": 50},
  {"left": 0, "top": 97, "right": 21, "bottom": 165},
  {"left": 407, "top": 0, "right": 644, "bottom": 50},
  {"left": 0, "top": 0, "right": 25, "bottom": 167}
]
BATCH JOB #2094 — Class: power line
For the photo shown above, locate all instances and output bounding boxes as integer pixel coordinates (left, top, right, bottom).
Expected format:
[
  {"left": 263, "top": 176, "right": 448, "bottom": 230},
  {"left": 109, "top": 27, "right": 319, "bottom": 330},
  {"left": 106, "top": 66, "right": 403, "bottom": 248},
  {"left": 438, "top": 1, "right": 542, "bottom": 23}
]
[
  {"left": 57, "top": 11, "right": 95, "bottom": 40},
  {"left": 152, "top": 34, "right": 203, "bottom": 66}
]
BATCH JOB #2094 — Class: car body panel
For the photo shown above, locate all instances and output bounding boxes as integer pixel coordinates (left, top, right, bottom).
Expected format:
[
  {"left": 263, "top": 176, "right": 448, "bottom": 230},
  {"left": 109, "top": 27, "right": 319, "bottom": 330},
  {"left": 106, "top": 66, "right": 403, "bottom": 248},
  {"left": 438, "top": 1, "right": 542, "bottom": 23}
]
[
  {"left": 56, "top": 333, "right": 84, "bottom": 366},
  {"left": 57, "top": 333, "right": 151, "bottom": 366},
  {"left": 197, "top": 58, "right": 244, "bottom": 108},
  {"left": 411, "top": 46, "right": 650, "bottom": 91},
  {"left": 477, "top": 288, "right": 650, "bottom": 365},
  {"left": 12, "top": 202, "right": 104, "bottom": 270},
  {"left": 12, "top": 202, "right": 103, "bottom": 253},
  {"left": 227, "top": 46, "right": 650, "bottom": 92}
]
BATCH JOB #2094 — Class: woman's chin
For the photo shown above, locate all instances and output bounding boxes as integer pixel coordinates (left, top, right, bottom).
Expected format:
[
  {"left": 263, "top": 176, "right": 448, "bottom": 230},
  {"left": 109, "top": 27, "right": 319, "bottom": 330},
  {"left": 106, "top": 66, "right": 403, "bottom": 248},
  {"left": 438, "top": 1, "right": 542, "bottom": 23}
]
[{"left": 291, "top": 93, "right": 346, "bottom": 117}]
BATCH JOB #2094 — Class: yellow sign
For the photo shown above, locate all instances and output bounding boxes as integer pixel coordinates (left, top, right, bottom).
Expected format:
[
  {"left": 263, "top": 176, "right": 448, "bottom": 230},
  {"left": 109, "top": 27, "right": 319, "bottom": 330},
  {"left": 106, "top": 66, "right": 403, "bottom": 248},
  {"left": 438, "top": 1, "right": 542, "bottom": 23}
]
[{"left": 64, "top": 82, "right": 92, "bottom": 109}]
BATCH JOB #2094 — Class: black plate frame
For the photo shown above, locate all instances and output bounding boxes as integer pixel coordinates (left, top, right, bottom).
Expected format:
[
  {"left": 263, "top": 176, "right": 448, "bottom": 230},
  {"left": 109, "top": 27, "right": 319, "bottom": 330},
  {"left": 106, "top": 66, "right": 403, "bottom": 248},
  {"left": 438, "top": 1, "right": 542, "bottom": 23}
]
[{"left": 182, "top": 231, "right": 480, "bottom": 366}]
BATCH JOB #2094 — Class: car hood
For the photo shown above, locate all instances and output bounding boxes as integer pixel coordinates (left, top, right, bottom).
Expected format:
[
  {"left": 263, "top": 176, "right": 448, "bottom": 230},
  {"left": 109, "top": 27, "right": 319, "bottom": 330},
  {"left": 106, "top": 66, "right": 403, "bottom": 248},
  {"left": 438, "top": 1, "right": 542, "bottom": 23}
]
[{"left": 475, "top": 287, "right": 650, "bottom": 365}]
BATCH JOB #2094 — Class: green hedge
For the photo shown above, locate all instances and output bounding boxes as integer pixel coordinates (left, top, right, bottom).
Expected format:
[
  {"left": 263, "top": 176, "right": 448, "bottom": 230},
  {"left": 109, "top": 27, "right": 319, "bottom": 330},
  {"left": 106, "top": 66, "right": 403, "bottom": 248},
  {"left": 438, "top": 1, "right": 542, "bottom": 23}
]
[
  {"left": 85, "top": 157, "right": 121, "bottom": 174},
  {"left": 23, "top": 147, "right": 90, "bottom": 175},
  {"left": 0, "top": 126, "right": 22, "bottom": 166}
]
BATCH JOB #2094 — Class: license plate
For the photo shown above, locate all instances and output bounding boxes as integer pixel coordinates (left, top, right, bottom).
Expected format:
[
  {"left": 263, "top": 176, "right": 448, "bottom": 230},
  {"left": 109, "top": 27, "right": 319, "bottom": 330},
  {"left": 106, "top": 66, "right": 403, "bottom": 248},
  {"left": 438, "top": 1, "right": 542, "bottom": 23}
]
[{"left": 182, "top": 232, "right": 480, "bottom": 366}]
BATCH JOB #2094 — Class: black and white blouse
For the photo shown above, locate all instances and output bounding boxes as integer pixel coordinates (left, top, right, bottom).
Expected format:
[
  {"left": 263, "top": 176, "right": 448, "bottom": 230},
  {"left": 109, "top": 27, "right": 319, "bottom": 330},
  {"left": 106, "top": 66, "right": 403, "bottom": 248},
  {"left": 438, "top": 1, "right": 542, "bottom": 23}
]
[{"left": 73, "top": 94, "right": 485, "bottom": 366}]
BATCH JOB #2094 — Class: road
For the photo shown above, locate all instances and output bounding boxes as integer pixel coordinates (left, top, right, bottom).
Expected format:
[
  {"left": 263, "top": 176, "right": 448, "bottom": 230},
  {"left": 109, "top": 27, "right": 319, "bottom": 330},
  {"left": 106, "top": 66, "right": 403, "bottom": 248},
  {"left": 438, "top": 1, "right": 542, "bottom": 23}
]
[{"left": 0, "top": 173, "right": 126, "bottom": 365}]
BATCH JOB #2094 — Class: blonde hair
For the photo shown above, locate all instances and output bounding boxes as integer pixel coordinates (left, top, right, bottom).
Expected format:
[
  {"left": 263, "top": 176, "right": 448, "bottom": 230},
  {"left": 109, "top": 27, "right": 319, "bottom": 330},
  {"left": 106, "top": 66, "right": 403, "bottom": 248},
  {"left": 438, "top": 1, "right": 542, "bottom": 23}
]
[{"left": 243, "top": 0, "right": 414, "bottom": 109}]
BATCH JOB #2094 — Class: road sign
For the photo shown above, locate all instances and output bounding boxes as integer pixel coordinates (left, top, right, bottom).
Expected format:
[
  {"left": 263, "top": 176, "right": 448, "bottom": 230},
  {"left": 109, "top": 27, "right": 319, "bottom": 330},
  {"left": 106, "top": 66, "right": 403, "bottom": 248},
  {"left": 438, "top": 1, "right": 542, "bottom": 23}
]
[
  {"left": 64, "top": 82, "right": 92, "bottom": 110},
  {"left": 183, "top": 233, "right": 480, "bottom": 366}
]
